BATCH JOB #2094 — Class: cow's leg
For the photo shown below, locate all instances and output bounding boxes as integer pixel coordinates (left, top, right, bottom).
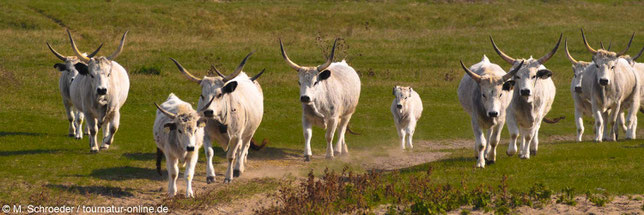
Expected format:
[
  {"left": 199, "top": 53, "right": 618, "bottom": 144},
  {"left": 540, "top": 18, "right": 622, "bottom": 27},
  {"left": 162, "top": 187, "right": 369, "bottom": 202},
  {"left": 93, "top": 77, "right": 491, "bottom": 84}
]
[
  {"left": 302, "top": 117, "right": 313, "bottom": 161},
  {"left": 324, "top": 119, "right": 338, "bottom": 159},
  {"left": 506, "top": 114, "right": 520, "bottom": 156},
  {"left": 334, "top": 116, "right": 350, "bottom": 155},
  {"left": 626, "top": 99, "right": 640, "bottom": 140},
  {"left": 74, "top": 111, "right": 85, "bottom": 139},
  {"left": 406, "top": 119, "right": 417, "bottom": 149},
  {"left": 396, "top": 124, "right": 405, "bottom": 150},
  {"left": 618, "top": 112, "right": 628, "bottom": 133},
  {"left": 574, "top": 106, "right": 584, "bottom": 142},
  {"left": 486, "top": 122, "right": 503, "bottom": 164},
  {"left": 101, "top": 111, "right": 120, "bottom": 150},
  {"left": 87, "top": 117, "right": 99, "bottom": 152},
  {"left": 592, "top": 105, "right": 604, "bottom": 142},
  {"left": 203, "top": 135, "right": 216, "bottom": 184},
  {"left": 471, "top": 119, "right": 486, "bottom": 168},
  {"left": 530, "top": 122, "right": 542, "bottom": 156},
  {"left": 224, "top": 137, "right": 242, "bottom": 183},
  {"left": 184, "top": 152, "right": 198, "bottom": 198},
  {"left": 607, "top": 104, "right": 621, "bottom": 141},
  {"left": 519, "top": 128, "right": 533, "bottom": 159},
  {"left": 234, "top": 139, "right": 250, "bottom": 177},
  {"left": 166, "top": 155, "right": 179, "bottom": 197},
  {"left": 64, "top": 100, "right": 76, "bottom": 137}
]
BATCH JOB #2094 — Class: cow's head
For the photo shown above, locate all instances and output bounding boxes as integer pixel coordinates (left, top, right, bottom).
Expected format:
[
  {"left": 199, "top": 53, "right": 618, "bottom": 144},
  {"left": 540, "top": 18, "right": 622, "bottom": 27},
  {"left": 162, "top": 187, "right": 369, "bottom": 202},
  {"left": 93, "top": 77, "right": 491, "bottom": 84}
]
[
  {"left": 47, "top": 42, "right": 102, "bottom": 86},
  {"left": 490, "top": 34, "right": 561, "bottom": 103},
  {"left": 460, "top": 60, "right": 523, "bottom": 119},
  {"left": 564, "top": 38, "right": 593, "bottom": 94},
  {"left": 171, "top": 53, "right": 261, "bottom": 123},
  {"left": 581, "top": 29, "right": 634, "bottom": 87},
  {"left": 279, "top": 38, "right": 338, "bottom": 105},
  {"left": 155, "top": 102, "right": 209, "bottom": 152},
  {"left": 67, "top": 29, "right": 127, "bottom": 105},
  {"left": 392, "top": 86, "right": 414, "bottom": 111}
]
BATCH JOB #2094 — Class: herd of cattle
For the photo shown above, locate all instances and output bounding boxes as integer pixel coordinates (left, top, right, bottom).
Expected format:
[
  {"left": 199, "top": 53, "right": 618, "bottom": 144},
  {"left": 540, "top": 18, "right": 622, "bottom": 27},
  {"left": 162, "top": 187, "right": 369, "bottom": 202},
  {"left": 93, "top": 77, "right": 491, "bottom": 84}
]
[{"left": 46, "top": 29, "right": 644, "bottom": 197}]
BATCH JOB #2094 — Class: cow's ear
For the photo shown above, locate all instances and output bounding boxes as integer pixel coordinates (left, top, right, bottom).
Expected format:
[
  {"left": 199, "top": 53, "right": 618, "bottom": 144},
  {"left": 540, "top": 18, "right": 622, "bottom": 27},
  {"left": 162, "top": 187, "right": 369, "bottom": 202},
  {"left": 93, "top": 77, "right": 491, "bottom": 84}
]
[
  {"left": 392, "top": 86, "right": 396, "bottom": 96},
  {"left": 502, "top": 80, "right": 515, "bottom": 91},
  {"left": 197, "top": 118, "right": 207, "bottom": 128},
  {"left": 74, "top": 63, "right": 89, "bottom": 75},
  {"left": 54, "top": 63, "right": 66, "bottom": 71},
  {"left": 318, "top": 70, "right": 331, "bottom": 81},
  {"left": 164, "top": 123, "right": 176, "bottom": 132},
  {"left": 223, "top": 81, "right": 238, "bottom": 94},
  {"left": 537, "top": 69, "right": 552, "bottom": 79}
]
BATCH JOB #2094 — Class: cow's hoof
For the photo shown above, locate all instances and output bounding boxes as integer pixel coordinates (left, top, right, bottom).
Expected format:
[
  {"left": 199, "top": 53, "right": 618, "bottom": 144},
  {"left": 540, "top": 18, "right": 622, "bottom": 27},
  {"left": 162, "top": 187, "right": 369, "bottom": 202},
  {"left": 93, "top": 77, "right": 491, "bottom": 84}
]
[
  {"left": 75, "top": 136, "right": 82, "bottom": 140},
  {"left": 233, "top": 170, "right": 241, "bottom": 178},
  {"left": 223, "top": 178, "right": 231, "bottom": 184},
  {"left": 485, "top": 159, "right": 495, "bottom": 165},
  {"left": 304, "top": 155, "right": 311, "bottom": 162},
  {"left": 530, "top": 150, "right": 537, "bottom": 156},
  {"left": 475, "top": 163, "right": 485, "bottom": 168},
  {"left": 90, "top": 149, "right": 99, "bottom": 153},
  {"left": 206, "top": 176, "right": 215, "bottom": 184}
]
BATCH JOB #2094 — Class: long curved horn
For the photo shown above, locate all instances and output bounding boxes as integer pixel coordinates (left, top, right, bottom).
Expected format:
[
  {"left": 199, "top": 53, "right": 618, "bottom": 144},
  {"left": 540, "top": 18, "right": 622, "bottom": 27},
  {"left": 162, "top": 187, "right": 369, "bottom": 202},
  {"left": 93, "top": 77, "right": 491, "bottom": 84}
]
[
  {"left": 46, "top": 42, "right": 67, "bottom": 61},
  {"left": 460, "top": 60, "right": 481, "bottom": 83},
  {"left": 154, "top": 103, "right": 176, "bottom": 119},
  {"left": 279, "top": 38, "right": 302, "bottom": 71},
  {"left": 580, "top": 28, "right": 597, "bottom": 54},
  {"left": 564, "top": 38, "right": 579, "bottom": 65},
  {"left": 87, "top": 43, "right": 103, "bottom": 58},
  {"left": 170, "top": 58, "right": 202, "bottom": 83},
  {"left": 107, "top": 31, "right": 128, "bottom": 60},
  {"left": 600, "top": 41, "right": 605, "bottom": 50},
  {"left": 607, "top": 40, "right": 612, "bottom": 51},
  {"left": 317, "top": 38, "right": 338, "bottom": 71},
  {"left": 250, "top": 69, "right": 265, "bottom": 81},
  {"left": 503, "top": 60, "right": 524, "bottom": 81},
  {"left": 67, "top": 29, "right": 90, "bottom": 63},
  {"left": 224, "top": 52, "right": 253, "bottom": 82},
  {"left": 617, "top": 32, "right": 635, "bottom": 56},
  {"left": 632, "top": 46, "right": 644, "bottom": 62},
  {"left": 537, "top": 33, "right": 562, "bottom": 64},
  {"left": 489, "top": 36, "right": 516, "bottom": 65},
  {"left": 210, "top": 65, "right": 225, "bottom": 78},
  {"left": 198, "top": 96, "right": 215, "bottom": 113}
]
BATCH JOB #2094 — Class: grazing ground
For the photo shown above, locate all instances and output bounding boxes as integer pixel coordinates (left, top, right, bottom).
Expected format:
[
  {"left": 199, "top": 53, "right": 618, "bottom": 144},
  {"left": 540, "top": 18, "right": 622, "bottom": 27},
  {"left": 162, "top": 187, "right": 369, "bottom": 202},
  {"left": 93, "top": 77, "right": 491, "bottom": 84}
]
[{"left": 0, "top": 0, "right": 643, "bottom": 214}]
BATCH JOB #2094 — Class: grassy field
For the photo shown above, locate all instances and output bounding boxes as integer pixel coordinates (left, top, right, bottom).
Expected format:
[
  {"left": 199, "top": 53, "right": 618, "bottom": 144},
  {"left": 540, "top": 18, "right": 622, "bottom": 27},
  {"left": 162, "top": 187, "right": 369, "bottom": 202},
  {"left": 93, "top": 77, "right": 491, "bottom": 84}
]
[{"left": 0, "top": 0, "right": 643, "bottom": 212}]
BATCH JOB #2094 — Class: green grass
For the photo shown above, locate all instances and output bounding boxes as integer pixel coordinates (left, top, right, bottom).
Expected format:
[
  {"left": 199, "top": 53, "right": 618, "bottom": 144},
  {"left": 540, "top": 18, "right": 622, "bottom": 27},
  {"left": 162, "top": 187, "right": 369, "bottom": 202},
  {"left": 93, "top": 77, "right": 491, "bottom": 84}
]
[{"left": 0, "top": 0, "right": 643, "bottom": 209}]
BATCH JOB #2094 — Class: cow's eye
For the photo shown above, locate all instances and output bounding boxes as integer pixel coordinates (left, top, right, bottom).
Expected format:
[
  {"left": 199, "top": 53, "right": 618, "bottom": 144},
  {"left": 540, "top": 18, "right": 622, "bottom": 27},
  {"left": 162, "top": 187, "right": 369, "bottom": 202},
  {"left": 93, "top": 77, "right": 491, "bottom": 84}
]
[
  {"left": 515, "top": 76, "right": 520, "bottom": 79},
  {"left": 90, "top": 74, "right": 94, "bottom": 78},
  {"left": 200, "top": 95, "right": 204, "bottom": 99},
  {"left": 596, "top": 64, "right": 600, "bottom": 68},
  {"left": 314, "top": 81, "right": 319, "bottom": 86},
  {"left": 499, "top": 93, "right": 502, "bottom": 98},
  {"left": 532, "top": 75, "right": 536, "bottom": 79},
  {"left": 482, "top": 94, "right": 486, "bottom": 98},
  {"left": 177, "top": 129, "right": 182, "bottom": 134},
  {"left": 216, "top": 93, "right": 223, "bottom": 98},
  {"left": 107, "top": 72, "right": 111, "bottom": 77},
  {"left": 297, "top": 81, "right": 301, "bottom": 86},
  {"left": 611, "top": 66, "right": 615, "bottom": 69}
]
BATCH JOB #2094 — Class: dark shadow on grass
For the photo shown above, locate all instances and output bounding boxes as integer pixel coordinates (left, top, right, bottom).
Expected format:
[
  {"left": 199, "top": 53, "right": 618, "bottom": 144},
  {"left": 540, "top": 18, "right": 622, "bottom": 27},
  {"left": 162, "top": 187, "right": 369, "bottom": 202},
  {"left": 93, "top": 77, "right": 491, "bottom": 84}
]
[
  {"left": 122, "top": 152, "right": 155, "bottom": 161},
  {"left": 90, "top": 166, "right": 163, "bottom": 181},
  {"left": 0, "top": 149, "right": 61, "bottom": 156},
  {"left": 46, "top": 184, "right": 134, "bottom": 197},
  {"left": 395, "top": 156, "right": 475, "bottom": 173},
  {"left": 0, "top": 131, "right": 46, "bottom": 137},
  {"left": 623, "top": 144, "right": 644, "bottom": 148}
]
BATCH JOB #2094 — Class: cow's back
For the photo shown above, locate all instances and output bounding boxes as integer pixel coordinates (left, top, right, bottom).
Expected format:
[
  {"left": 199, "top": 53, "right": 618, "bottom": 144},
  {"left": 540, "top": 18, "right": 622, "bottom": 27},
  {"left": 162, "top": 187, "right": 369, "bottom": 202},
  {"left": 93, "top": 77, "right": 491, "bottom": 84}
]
[{"left": 316, "top": 61, "right": 361, "bottom": 118}]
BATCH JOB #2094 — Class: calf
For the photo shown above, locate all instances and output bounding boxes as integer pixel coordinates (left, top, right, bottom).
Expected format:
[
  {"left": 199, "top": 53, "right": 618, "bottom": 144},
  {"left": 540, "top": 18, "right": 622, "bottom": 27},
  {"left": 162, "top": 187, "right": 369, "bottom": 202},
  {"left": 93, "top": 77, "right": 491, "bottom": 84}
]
[
  {"left": 391, "top": 86, "right": 423, "bottom": 149},
  {"left": 458, "top": 55, "right": 523, "bottom": 168},
  {"left": 153, "top": 93, "right": 209, "bottom": 197}
]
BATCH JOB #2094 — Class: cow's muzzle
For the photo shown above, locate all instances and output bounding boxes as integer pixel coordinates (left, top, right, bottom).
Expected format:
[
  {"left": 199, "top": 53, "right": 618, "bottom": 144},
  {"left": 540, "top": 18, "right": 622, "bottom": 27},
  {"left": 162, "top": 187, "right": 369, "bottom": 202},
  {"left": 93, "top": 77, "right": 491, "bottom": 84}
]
[
  {"left": 488, "top": 111, "right": 498, "bottom": 118},
  {"left": 97, "top": 88, "right": 107, "bottom": 95},
  {"left": 574, "top": 86, "right": 583, "bottom": 93},
  {"left": 300, "top": 96, "right": 311, "bottom": 103},
  {"left": 599, "top": 79, "right": 609, "bottom": 86},
  {"left": 396, "top": 104, "right": 402, "bottom": 109},
  {"left": 520, "top": 89, "right": 531, "bottom": 96},
  {"left": 186, "top": 146, "right": 195, "bottom": 152},
  {"left": 203, "top": 110, "right": 214, "bottom": 118}
]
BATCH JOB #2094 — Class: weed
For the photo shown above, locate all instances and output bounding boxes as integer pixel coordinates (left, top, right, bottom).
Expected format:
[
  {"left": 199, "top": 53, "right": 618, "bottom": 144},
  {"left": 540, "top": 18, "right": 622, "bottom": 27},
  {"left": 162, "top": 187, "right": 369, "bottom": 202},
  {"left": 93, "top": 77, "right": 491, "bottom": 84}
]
[
  {"left": 556, "top": 186, "right": 577, "bottom": 206},
  {"left": 586, "top": 188, "right": 613, "bottom": 207},
  {"left": 528, "top": 183, "right": 553, "bottom": 208},
  {"left": 133, "top": 65, "right": 162, "bottom": 75}
]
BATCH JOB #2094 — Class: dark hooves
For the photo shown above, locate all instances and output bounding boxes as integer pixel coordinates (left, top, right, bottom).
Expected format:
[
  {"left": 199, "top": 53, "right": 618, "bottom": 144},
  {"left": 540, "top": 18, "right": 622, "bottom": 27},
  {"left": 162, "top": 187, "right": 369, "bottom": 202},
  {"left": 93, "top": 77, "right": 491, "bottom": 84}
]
[
  {"left": 223, "top": 178, "right": 231, "bottom": 184},
  {"left": 233, "top": 170, "right": 241, "bottom": 178},
  {"left": 485, "top": 159, "right": 495, "bottom": 165},
  {"left": 90, "top": 149, "right": 99, "bottom": 153},
  {"left": 530, "top": 150, "right": 537, "bottom": 156},
  {"left": 304, "top": 155, "right": 311, "bottom": 162},
  {"left": 206, "top": 176, "right": 215, "bottom": 184}
]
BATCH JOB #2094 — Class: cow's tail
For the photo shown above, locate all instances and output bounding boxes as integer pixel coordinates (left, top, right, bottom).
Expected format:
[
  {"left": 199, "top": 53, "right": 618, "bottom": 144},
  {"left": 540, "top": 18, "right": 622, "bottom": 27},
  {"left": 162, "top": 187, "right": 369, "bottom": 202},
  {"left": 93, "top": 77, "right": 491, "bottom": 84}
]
[
  {"left": 346, "top": 123, "right": 361, "bottom": 135},
  {"left": 156, "top": 147, "right": 163, "bottom": 176},
  {"left": 543, "top": 116, "right": 565, "bottom": 124},
  {"left": 250, "top": 137, "right": 269, "bottom": 151}
]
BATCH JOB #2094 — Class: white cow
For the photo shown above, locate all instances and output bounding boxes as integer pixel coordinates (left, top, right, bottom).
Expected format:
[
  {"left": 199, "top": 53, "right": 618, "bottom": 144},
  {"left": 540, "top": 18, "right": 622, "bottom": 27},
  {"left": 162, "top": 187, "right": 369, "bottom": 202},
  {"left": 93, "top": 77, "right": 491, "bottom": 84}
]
[
  {"left": 490, "top": 34, "right": 563, "bottom": 159},
  {"left": 279, "top": 38, "right": 361, "bottom": 161},
  {"left": 171, "top": 53, "right": 264, "bottom": 183},
  {"left": 67, "top": 30, "right": 130, "bottom": 152},
  {"left": 47, "top": 42, "right": 102, "bottom": 139},
  {"left": 391, "top": 86, "right": 423, "bottom": 150},
  {"left": 621, "top": 47, "right": 644, "bottom": 112},
  {"left": 581, "top": 29, "right": 640, "bottom": 141},
  {"left": 458, "top": 55, "right": 523, "bottom": 168},
  {"left": 565, "top": 39, "right": 626, "bottom": 142},
  {"left": 153, "top": 93, "right": 209, "bottom": 197}
]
